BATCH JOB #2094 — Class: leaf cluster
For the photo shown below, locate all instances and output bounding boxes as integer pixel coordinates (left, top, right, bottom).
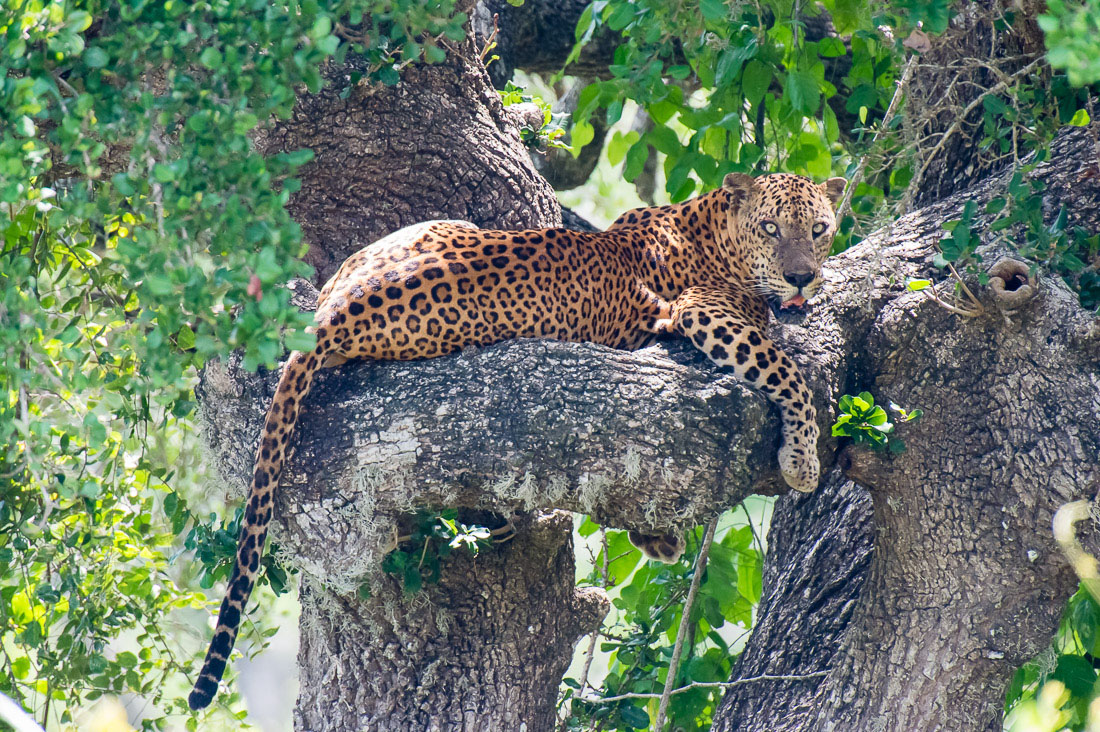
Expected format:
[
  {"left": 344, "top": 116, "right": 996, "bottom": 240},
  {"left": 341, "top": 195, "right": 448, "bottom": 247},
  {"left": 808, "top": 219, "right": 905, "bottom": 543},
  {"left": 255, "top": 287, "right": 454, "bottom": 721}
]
[
  {"left": 1006, "top": 589, "right": 1100, "bottom": 731},
  {"left": 831, "top": 391, "right": 920, "bottom": 454},
  {"left": 1, "top": 0, "right": 465, "bottom": 725},
  {"left": 565, "top": 0, "right": 932, "bottom": 249}
]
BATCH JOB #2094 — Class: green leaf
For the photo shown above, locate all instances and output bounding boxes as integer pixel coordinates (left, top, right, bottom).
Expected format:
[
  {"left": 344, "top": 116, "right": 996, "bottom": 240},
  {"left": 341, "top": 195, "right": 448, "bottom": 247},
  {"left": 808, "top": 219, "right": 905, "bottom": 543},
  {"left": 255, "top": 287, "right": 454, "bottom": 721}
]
[
  {"left": 606, "top": 3, "right": 636, "bottom": 31},
  {"left": 785, "top": 70, "right": 820, "bottom": 114},
  {"left": 737, "top": 553, "right": 762, "bottom": 603},
  {"left": 742, "top": 59, "right": 772, "bottom": 105},
  {"left": 700, "top": 0, "right": 729, "bottom": 21},
  {"left": 647, "top": 125, "right": 681, "bottom": 156},
  {"left": 310, "top": 15, "right": 332, "bottom": 39},
  {"left": 12, "top": 656, "right": 30, "bottom": 679},
  {"left": 84, "top": 47, "right": 109, "bottom": 68},
  {"left": 199, "top": 47, "right": 223, "bottom": 70},
  {"left": 1052, "top": 654, "right": 1097, "bottom": 697},
  {"left": 578, "top": 516, "right": 601, "bottom": 537},
  {"left": 377, "top": 65, "right": 400, "bottom": 86},
  {"left": 819, "top": 37, "right": 847, "bottom": 57},
  {"left": 623, "top": 140, "right": 649, "bottom": 181},
  {"left": 403, "top": 563, "right": 422, "bottom": 593},
  {"left": 618, "top": 704, "right": 651, "bottom": 728},
  {"left": 823, "top": 104, "right": 839, "bottom": 143},
  {"left": 177, "top": 324, "right": 195, "bottom": 350},
  {"left": 424, "top": 45, "right": 447, "bottom": 64},
  {"left": 285, "top": 330, "right": 317, "bottom": 353},
  {"left": 607, "top": 130, "right": 640, "bottom": 166},
  {"left": 571, "top": 120, "right": 595, "bottom": 156},
  {"left": 982, "top": 94, "right": 1007, "bottom": 116},
  {"left": 152, "top": 163, "right": 175, "bottom": 183},
  {"left": 1070, "top": 108, "right": 1091, "bottom": 126},
  {"left": 907, "top": 279, "right": 932, "bottom": 292}
]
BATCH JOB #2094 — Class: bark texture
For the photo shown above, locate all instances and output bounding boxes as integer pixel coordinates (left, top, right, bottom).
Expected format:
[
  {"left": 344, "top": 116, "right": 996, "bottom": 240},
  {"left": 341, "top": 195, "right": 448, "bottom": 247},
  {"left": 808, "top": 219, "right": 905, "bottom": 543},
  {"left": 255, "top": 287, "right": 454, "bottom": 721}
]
[
  {"left": 902, "top": 0, "right": 1047, "bottom": 208},
  {"left": 713, "top": 473, "right": 874, "bottom": 732},
  {"left": 292, "top": 511, "right": 607, "bottom": 731}
]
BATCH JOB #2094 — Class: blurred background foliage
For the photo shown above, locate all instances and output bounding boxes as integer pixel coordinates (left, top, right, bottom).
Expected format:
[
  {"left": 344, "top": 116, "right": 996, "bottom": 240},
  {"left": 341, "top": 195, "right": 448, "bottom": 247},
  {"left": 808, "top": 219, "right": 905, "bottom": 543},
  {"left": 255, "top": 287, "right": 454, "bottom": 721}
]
[{"left": 1, "top": 0, "right": 1099, "bottom": 729}]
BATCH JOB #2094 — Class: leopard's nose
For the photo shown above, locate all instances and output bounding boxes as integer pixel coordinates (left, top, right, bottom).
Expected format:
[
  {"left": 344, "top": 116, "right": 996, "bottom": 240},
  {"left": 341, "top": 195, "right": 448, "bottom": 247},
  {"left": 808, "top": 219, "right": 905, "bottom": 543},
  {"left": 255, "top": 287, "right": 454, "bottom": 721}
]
[{"left": 783, "top": 271, "right": 815, "bottom": 288}]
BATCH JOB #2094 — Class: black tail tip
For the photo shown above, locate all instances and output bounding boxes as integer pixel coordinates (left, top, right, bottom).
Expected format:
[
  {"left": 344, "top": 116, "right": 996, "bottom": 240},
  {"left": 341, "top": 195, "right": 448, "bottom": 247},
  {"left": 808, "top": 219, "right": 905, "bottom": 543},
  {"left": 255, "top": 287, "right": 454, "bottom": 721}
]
[
  {"left": 188, "top": 691, "right": 212, "bottom": 710},
  {"left": 188, "top": 679, "right": 216, "bottom": 710}
]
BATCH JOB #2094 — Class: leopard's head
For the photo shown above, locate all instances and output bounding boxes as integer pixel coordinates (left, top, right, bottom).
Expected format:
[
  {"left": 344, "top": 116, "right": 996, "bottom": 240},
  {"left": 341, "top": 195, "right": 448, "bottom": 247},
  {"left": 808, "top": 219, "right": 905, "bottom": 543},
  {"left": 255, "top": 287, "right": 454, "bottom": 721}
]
[{"left": 722, "top": 172, "right": 846, "bottom": 318}]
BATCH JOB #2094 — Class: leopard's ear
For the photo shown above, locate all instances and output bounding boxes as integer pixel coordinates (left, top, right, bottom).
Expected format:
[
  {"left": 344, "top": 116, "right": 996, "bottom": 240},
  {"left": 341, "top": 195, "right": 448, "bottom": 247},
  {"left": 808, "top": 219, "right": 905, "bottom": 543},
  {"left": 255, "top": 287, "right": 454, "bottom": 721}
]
[
  {"left": 722, "top": 173, "right": 757, "bottom": 210},
  {"left": 822, "top": 177, "right": 847, "bottom": 206}
]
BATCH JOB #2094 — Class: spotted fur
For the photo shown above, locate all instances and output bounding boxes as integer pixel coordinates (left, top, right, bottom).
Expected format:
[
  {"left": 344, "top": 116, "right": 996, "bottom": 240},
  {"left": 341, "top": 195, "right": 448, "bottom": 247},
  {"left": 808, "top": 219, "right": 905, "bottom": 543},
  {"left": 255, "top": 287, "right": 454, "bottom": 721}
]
[{"left": 187, "top": 173, "right": 845, "bottom": 709}]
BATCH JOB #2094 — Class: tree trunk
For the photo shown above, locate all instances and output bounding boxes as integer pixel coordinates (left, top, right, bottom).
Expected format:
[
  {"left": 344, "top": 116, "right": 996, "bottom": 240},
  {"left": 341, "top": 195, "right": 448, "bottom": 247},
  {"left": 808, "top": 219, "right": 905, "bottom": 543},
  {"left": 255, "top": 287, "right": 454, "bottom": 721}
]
[
  {"left": 292, "top": 511, "right": 607, "bottom": 731},
  {"left": 192, "top": 6, "right": 1100, "bottom": 730},
  {"left": 255, "top": 36, "right": 560, "bottom": 286}
]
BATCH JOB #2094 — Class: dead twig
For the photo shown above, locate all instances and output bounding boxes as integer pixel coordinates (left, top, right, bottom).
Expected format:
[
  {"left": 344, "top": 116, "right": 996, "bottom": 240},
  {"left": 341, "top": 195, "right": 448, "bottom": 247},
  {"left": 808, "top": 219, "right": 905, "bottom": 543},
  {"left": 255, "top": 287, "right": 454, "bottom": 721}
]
[{"left": 653, "top": 517, "right": 719, "bottom": 731}]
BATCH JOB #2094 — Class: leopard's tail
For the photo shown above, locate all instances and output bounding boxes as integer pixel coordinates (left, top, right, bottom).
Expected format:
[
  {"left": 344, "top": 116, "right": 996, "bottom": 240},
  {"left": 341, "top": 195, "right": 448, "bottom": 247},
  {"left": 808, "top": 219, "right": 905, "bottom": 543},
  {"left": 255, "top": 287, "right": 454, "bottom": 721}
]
[{"left": 188, "top": 339, "right": 330, "bottom": 710}]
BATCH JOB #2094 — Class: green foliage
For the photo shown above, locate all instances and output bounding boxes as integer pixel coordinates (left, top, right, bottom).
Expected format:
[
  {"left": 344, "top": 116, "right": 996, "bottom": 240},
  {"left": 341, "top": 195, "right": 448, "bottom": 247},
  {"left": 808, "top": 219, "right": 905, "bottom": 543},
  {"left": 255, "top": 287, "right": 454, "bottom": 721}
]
[
  {"left": 499, "top": 81, "right": 570, "bottom": 150},
  {"left": 1039, "top": 0, "right": 1100, "bottom": 87},
  {"left": 0, "top": 0, "right": 465, "bottom": 726},
  {"left": 831, "top": 391, "right": 920, "bottom": 454},
  {"left": 936, "top": 199, "right": 980, "bottom": 268},
  {"left": 988, "top": 169, "right": 1100, "bottom": 312},
  {"left": 1006, "top": 588, "right": 1100, "bottom": 730},
  {"left": 380, "top": 510, "right": 493, "bottom": 594},
  {"left": 559, "top": 507, "right": 767, "bottom": 731}
]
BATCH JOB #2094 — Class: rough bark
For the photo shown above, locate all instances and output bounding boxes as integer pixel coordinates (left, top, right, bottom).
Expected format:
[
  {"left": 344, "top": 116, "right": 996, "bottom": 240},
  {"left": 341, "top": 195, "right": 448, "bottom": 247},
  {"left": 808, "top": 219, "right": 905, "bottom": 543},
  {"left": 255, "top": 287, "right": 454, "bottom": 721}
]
[
  {"left": 292, "top": 511, "right": 607, "bottom": 731},
  {"left": 713, "top": 472, "right": 874, "bottom": 732}
]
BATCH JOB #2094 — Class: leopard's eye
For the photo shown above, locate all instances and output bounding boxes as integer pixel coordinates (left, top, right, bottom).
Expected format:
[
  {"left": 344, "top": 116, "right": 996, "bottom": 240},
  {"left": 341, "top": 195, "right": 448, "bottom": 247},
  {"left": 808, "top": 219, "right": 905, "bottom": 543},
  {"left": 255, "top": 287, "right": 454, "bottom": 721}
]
[
  {"left": 812, "top": 222, "right": 827, "bottom": 237},
  {"left": 761, "top": 221, "right": 779, "bottom": 237}
]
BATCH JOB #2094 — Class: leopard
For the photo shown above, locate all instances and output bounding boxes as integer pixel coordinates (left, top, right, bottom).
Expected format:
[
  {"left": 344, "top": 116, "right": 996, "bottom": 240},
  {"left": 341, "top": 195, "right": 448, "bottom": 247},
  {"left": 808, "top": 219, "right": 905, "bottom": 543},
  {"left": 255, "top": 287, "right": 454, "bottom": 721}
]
[{"left": 187, "top": 172, "right": 846, "bottom": 710}]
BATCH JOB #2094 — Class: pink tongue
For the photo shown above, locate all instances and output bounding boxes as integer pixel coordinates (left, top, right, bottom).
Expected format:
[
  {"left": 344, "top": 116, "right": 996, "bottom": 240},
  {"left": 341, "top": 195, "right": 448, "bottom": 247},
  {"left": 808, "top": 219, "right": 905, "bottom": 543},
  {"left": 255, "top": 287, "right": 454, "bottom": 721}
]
[{"left": 781, "top": 294, "right": 807, "bottom": 308}]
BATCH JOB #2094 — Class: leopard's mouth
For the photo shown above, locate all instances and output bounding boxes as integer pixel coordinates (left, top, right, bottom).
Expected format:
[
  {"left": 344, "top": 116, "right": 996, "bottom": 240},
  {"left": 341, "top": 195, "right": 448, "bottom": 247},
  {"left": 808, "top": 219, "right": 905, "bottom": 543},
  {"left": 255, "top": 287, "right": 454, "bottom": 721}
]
[{"left": 768, "top": 294, "right": 811, "bottom": 324}]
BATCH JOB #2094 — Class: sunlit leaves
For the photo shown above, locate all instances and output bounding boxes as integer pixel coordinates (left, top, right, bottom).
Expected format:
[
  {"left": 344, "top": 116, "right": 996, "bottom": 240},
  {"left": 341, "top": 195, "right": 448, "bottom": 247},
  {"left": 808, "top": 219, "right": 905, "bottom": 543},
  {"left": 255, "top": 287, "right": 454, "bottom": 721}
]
[
  {"left": 1040, "top": 0, "right": 1100, "bottom": 87},
  {"left": 564, "top": 0, "right": 908, "bottom": 204}
]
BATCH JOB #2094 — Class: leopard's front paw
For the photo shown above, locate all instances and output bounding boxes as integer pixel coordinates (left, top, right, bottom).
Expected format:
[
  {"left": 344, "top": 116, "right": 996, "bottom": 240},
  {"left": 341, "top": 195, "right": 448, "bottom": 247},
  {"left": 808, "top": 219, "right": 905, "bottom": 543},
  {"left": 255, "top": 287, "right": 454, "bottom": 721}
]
[{"left": 778, "top": 439, "right": 819, "bottom": 493}]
